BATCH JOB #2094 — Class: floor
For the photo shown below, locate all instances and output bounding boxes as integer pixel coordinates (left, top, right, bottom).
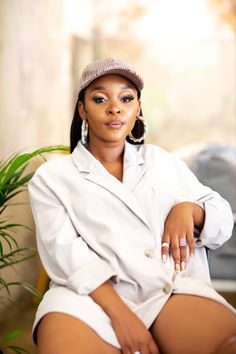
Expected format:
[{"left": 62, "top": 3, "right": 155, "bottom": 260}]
[{"left": 0, "top": 291, "right": 235, "bottom": 354}]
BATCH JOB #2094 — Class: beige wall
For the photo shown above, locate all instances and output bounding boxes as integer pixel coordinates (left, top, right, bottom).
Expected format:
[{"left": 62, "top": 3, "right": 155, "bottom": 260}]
[
  {"left": 0, "top": 0, "right": 71, "bottom": 157},
  {"left": 0, "top": 0, "right": 73, "bottom": 307}
]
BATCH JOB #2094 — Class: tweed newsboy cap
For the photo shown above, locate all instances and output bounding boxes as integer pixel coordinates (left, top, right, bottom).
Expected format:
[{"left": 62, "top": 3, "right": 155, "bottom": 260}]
[{"left": 79, "top": 58, "right": 144, "bottom": 92}]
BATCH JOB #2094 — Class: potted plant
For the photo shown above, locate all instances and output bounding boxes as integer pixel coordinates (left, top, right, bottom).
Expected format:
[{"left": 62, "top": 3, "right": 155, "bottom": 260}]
[{"left": 0, "top": 145, "right": 69, "bottom": 353}]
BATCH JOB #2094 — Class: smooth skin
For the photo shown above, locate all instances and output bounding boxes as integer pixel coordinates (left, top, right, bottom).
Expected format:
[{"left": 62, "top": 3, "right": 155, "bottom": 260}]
[{"left": 36, "top": 75, "right": 236, "bottom": 354}]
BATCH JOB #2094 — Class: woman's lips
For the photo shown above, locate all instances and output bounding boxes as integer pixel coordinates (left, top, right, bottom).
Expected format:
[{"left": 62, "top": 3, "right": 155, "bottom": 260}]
[{"left": 106, "top": 120, "right": 124, "bottom": 129}]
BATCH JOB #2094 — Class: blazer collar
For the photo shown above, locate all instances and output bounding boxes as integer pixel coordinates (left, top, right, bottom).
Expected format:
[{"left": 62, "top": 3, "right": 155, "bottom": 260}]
[
  {"left": 71, "top": 141, "right": 150, "bottom": 228},
  {"left": 71, "top": 141, "right": 144, "bottom": 172}
]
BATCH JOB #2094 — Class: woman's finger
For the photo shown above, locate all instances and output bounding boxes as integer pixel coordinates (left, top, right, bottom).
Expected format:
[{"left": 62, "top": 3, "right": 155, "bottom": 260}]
[
  {"left": 186, "top": 231, "right": 195, "bottom": 258},
  {"left": 161, "top": 233, "right": 170, "bottom": 263},
  {"left": 179, "top": 236, "right": 187, "bottom": 271},
  {"left": 138, "top": 335, "right": 160, "bottom": 354},
  {"left": 148, "top": 337, "right": 161, "bottom": 354},
  {"left": 170, "top": 235, "right": 181, "bottom": 272}
]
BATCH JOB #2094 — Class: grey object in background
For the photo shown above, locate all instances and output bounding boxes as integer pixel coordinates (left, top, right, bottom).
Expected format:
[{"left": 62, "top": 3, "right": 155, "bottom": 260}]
[{"left": 190, "top": 144, "right": 236, "bottom": 280}]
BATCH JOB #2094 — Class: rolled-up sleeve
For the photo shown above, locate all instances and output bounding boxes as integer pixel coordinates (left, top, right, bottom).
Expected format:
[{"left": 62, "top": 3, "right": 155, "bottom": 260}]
[
  {"left": 175, "top": 158, "right": 234, "bottom": 249},
  {"left": 28, "top": 172, "right": 116, "bottom": 295}
]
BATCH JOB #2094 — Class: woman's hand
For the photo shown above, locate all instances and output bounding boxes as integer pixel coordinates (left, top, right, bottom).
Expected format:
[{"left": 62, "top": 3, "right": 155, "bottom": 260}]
[
  {"left": 161, "top": 202, "right": 205, "bottom": 272},
  {"left": 110, "top": 303, "right": 159, "bottom": 354},
  {"left": 90, "top": 282, "right": 159, "bottom": 354}
]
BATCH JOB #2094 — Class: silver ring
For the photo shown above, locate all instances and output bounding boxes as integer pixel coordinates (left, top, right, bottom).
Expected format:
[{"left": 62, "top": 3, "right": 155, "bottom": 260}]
[
  {"left": 134, "top": 352, "right": 141, "bottom": 354},
  {"left": 161, "top": 242, "right": 170, "bottom": 248},
  {"left": 179, "top": 237, "right": 187, "bottom": 247}
]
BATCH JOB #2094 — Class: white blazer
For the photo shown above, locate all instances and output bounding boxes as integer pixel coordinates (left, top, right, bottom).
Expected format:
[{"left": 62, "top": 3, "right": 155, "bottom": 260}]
[{"left": 28, "top": 142, "right": 235, "bottom": 344}]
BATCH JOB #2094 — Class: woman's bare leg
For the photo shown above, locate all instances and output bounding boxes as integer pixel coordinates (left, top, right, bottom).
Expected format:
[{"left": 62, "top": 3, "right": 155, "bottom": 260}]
[
  {"left": 150, "top": 295, "right": 236, "bottom": 354},
  {"left": 215, "top": 334, "right": 236, "bottom": 354},
  {"left": 36, "top": 312, "right": 121, "bottom": 354}
]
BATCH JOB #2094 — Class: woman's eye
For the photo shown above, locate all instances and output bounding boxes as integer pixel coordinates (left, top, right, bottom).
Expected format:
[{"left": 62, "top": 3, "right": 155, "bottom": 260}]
[
  {"left": 121, "top": 95, "right": 135, "bottom": 103},
  {"left": 93, "top": 96, "right": 106, "bottom": 104}
]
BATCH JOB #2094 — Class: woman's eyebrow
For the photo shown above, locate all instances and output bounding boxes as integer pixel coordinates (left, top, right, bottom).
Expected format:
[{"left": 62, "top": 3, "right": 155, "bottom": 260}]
[
  {"left": 90, "top": 86, "right": 106, "bottom": 92},
  {"left": 90, "top": 84, "right": 135, "bottom": 93}
]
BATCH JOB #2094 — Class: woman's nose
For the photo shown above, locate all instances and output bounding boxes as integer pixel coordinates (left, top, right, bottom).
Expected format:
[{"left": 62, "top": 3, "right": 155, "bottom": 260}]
[{"left": 106, "top": 102, "right": 121, "bottom": 115}]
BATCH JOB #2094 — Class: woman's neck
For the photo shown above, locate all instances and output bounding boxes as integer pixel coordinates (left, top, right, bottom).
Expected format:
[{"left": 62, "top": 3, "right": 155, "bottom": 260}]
[
  {"left": 88, "top": 140, "right": 125, "bottom": 181},
  {"left": 88, "top": 140, "right": 125, "bottom": 165}
]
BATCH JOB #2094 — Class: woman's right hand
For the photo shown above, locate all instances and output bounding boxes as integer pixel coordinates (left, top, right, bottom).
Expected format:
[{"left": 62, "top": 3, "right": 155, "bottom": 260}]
[
  {"left": 90, "top": 282, "right": 159, "bottom": 354},
  {"left": 110, "top": 303, "right": 159, "bottom": 354}
]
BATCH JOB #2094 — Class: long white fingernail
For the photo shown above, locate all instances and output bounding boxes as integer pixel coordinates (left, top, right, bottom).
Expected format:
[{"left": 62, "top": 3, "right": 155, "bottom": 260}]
[
  {"left": 181, "top": 261, "right": 186, "bottom": 271},
  {"left": 190, "top": 253, "right": 195, "bottom": 259},
  {"left": 175, "top": 263, "right": 180, "bottom": 272},
  {"left": 162, "top": 254, "right": 167, "bottom": 263}
]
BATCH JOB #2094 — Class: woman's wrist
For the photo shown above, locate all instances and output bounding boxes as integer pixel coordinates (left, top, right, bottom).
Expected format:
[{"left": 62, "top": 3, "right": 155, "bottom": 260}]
[
  {"left": 192, "top": 203, "right": 205, "bottom": 230},
  {"left": 174, "top": 201, "right": 205, "bottom": 230},
  {"left": 90, "top": 281, "right": 128, "bottom": 318}
]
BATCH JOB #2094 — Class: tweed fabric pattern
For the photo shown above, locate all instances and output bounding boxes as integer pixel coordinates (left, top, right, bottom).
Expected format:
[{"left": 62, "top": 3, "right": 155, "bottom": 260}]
[{"left": 79, "top": 58, "right": 144, "bottom": 92}]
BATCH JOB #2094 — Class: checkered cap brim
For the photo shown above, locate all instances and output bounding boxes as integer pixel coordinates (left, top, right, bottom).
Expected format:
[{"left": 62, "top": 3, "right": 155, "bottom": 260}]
[{"left": 79, "top": 58, "right": 144, "bottom": 92}]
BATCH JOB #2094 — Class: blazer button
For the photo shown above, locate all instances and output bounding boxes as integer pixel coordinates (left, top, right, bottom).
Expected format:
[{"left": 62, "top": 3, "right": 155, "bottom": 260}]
[
  {"left": 144, "top": 249, "right": 155, "bottom": 258},
  {"left": 163, "top": 283, "right": 172, "bottom": 294}
]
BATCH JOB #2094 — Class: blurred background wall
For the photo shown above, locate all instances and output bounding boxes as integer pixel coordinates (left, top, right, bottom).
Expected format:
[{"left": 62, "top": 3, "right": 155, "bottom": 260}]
[
  {"left": 1, "top": 0, "right": 235, "bottom": 156},
  {"left": 0, "top": 0, "right": 235, "bottom": 304}
]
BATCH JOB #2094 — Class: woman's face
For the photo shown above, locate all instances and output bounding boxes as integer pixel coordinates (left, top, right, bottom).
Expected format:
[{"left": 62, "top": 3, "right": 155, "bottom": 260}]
[{"left": 78, "top": 74, "right": 141, "bottom": 145}]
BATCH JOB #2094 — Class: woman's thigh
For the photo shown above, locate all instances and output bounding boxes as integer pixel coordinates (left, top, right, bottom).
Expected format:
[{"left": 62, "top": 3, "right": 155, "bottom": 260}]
[
  {"left": 36, "top": 312, "right": 121, "bottom": 354},
  {"left": 150, "top": 294, "right": 236, "bottom": 354}
]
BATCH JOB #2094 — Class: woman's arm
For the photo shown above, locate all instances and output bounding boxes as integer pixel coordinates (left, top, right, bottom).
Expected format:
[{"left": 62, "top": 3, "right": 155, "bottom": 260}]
[
  {"left": 91, "top": 281, "right": 159, "bottom": 354},
  {"left": 161, "top": 157, "right": 233, "bottom": 272}
]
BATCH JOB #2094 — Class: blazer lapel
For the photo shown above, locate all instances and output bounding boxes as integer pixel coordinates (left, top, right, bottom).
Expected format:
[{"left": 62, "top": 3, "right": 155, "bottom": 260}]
[{"left": 71, "top": 142, "right": 150, "bottom": 229}]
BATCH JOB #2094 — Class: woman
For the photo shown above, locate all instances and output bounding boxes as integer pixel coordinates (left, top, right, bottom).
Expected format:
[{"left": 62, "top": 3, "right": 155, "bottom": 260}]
[{"left": 29, "top": 58, "right": 236, "bottom": 354}]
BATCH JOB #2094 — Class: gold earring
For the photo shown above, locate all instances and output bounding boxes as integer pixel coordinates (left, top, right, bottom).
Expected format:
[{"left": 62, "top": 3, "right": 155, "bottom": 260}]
[
  {"left": 129, "top": 116, "right": 148, "bottom": 142},
  {"left": 81, "top": 120, "right": 88, "bottom": 145}
]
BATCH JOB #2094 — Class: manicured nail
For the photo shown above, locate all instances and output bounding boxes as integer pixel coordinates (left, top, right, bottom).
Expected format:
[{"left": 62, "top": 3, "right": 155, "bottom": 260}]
[
  {"left": 175, "top": 263, "right": 180, "bottom": 272},
  {"left": 181, "top": 261, "right": 186, "bottom": 271},
  {"left": 190, "top": 253, "right": 195, "bottom": 259},
  {"left": 162, "top": 254, "right": 167, "bottom": 263}
]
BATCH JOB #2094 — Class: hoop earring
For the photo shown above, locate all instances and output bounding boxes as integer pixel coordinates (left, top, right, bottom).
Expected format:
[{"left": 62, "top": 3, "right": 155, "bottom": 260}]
[
  {"left": 129, "top": 116, "right": 148, "bottom": 143},
  {"left": 81, "top": 119, "right": 88, "bottom": 145}
]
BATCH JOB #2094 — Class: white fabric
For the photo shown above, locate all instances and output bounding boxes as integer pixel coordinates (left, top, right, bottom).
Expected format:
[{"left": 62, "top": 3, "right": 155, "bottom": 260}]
[{"left": 28, "top": 142, "right": 235, "bottom": 348}]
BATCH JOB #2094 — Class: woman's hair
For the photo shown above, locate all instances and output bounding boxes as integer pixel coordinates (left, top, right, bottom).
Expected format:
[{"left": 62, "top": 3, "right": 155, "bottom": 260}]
[{"left": 70, "top": 89, "right": 144, "bottom": 153}]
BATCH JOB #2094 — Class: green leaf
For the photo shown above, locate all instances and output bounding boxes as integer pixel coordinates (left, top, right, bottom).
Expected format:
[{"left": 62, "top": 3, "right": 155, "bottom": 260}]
[
  {"left": 0, "top": 241, "right": 2, "bottom": 257},
  {"left": 0, "top": 248, "right": 37, "bottom": 269},
  {"left": 0, "top": 234, "right": 14, "bottom": 252},
  {"left": 2, "top": 330, "right": 23, "bottom": 343},
  {"left": 7, "top": 282, "right": 42, "bottom": 300},
  {"left": 30, "top": 145, "right": 69, "bottom": 156},
  {"left": 0, "top": 145, "right": 69, "bottom": 191},
  {"left": 10, "top": 164, "right": 29, "bottom": 184},
  {"left": 0, "top": 277, "right": 11, "bottom": 296},
  {"left": 0, "top": 189, "right": 24, "bottom": 209},
  {"left": 0, "top": 223, "right": 32, "bottom": 231},
  {"left": 7, "top": 346, "right": 29, "bottom": 353},
  {"left": 0, "top": 248, "right": 36, "bottom": 259},
  {"left": 4, "top": 173, "right": 34, "bottom": 196},
  {"left": 1, "top": 155, "right": 32, "bottom": 189}
]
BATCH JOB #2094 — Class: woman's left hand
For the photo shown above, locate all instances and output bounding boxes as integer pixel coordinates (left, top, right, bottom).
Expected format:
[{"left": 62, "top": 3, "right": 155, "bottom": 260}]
[{"left": 161, "top": 202, "right": 204, "bottom": 272}]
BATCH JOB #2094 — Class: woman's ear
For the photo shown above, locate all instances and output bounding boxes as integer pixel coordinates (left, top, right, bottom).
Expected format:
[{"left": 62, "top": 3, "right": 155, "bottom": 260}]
[
  {"left": 137, "top": 100, "right": 141, "bottom": 116},
  {"left": 78, "top": 101, "right": 86, "bottom": 119}
]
